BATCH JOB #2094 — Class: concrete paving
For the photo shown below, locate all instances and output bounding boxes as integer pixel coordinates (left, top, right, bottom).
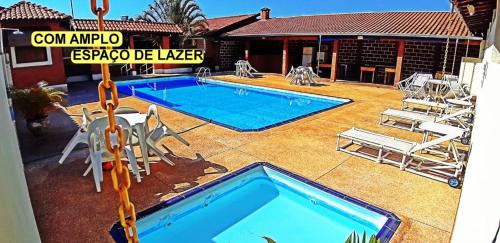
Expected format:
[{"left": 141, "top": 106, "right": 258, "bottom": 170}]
[{"left": 25, "top": 74, "right": 460, "bottom": 242}]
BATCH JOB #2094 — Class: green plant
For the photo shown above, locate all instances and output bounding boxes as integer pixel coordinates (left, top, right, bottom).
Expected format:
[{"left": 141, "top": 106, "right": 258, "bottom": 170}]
[
  {"left": 345, "top": 231, "right": 381, "bottom": 243},
  {"left": 9, "top": 81, "right": 65, "bottom": 121},
  {"left": 137, "top": 0, "right": 208, "bottom": 46}
]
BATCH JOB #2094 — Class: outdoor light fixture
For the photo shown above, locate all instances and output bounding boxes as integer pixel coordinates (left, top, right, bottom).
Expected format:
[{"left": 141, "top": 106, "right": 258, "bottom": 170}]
[
  {"left": 0, "top": 28, "right": 24, "bottom": 54},
  {"left": 357, "top": 36, "right": 364, "bottom": 40},
  {"left": 467, "top": 4, "right": 475, "bottom": 16}
]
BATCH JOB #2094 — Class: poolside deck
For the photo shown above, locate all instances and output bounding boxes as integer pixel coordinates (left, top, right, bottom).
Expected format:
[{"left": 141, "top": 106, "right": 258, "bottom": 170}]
[{"left": 26, "top": 74, "right": 459, "bottom": 242}]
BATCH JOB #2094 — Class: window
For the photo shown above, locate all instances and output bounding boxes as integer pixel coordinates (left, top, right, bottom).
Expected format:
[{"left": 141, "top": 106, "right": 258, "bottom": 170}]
[
  {"left": 8, "top": 29, "right": 52, "bottom": 68},
  {"left": 14, "top": 46, "right": 48, "bottom": 63},
  {"left": 10, "top": 46, "right": 52, "bottom": 68}
]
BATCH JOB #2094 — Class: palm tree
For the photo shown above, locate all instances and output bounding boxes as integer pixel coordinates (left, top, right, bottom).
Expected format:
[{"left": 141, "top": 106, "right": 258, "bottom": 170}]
[{"left": 137, "top": 0, "right": 208, "bottom": 46}]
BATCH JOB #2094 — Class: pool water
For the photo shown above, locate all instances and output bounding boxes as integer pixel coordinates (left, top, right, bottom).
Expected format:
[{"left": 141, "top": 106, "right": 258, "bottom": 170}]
[
  {"left": 110, "top": 163, "right": 400, "bottom": 243},
  {"left": 116, "top": 76, "right": 351, "bottom": 131}
]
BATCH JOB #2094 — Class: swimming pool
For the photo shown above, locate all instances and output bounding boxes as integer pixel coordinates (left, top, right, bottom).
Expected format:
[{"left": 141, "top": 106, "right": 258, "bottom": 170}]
[
  {"left": 116, "top": 76, "right": 351, "bottom": 131},
  {"left": 110, "top": 162, "right": 400, "bottom": 243}
]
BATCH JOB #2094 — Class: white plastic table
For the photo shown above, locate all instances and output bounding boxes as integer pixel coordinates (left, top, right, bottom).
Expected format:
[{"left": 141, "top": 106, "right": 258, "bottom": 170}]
[{"left": 116, "top": 113, "right": 152, "bottom": 175}]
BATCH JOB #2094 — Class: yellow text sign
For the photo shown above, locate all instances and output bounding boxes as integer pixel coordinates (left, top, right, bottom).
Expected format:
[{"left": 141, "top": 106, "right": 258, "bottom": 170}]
[
  {"left": 71, "top": 49, "right": 204, "bottom": 64},
  {"left": 32, "top": 31, "right": 123, "bottom": 47}
]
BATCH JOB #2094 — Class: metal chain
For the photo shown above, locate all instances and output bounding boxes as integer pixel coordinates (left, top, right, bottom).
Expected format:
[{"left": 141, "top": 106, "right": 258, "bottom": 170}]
[
  {"left": 442, "top": 0, "right": 457, "bottom": 76},
  {"left": 90, "top": 0, "right": 138, "bottom": 242},
  {"left": 442, "top": 7, "right": 454, "bottom": 78}
]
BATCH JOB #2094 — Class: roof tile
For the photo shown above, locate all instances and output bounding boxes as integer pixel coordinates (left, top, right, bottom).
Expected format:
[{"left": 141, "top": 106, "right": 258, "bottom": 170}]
[
  {"left": 204, "top": 14, "right": 259, "bottom": 31},
  {"left": 225, "top": 12, "right": 472, "bottom": 38},
  {"left": 0, "top": 1, "right": 69, "bottom": 21},
  {"left": 71, "top": 19, "right": 182, "bottom": 34}
]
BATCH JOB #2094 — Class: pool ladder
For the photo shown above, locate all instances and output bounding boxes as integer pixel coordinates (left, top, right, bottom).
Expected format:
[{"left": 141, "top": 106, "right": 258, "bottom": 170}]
[{"left": 196, "top": 67, "right": 211, "bottom": 85}]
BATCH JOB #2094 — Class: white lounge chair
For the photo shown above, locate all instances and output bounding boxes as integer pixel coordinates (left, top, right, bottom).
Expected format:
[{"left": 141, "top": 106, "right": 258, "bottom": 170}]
[
  {"left": 380, "top": 107, "right": 473, "bottom": 132},
  {"left": 87, "top": 117, "right": 141, "bottom": 192},
  {"left": 380, "top": 109, "right": 437, "bottom": 131},
  {"left": 336, "top": 126, "right": 465, "bottom": 187},
  {"left": 445, "top": 95, "right": 474, "bottom": 110},
  {"left": 402, "top": 98, "right": 448, "bottom": 115}
]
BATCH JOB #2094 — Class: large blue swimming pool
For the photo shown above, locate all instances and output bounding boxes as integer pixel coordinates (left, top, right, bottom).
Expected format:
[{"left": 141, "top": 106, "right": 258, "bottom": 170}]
[
  {"left": 110, "top": 163, "right": 400, "bottom": 243},
  {"left": 116, "top": 76, "right": 351, "bottom": 131}
]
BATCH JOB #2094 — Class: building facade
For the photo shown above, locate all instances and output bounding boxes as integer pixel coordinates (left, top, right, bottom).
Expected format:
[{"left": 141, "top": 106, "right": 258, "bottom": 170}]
[
  {"left": 219, "top": 8, "right": 483, "bottom": 86},
  {"left": 0, "top": 1, "right": 182, "bottom": 88}
]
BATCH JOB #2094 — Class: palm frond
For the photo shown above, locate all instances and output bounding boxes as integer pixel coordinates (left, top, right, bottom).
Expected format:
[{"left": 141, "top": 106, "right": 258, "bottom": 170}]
[{"left": 139, "top": 0, "right": 207, "bottom": 46}]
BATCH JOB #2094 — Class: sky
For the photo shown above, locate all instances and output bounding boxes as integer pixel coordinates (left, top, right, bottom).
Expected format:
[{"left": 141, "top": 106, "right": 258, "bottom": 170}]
[{"left": 1, "top": 0, "right": 452, "bottom": 19}]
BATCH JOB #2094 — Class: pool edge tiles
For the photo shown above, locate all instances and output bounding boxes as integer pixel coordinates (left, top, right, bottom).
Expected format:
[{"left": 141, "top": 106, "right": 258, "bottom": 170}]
[
  {"left": 115, "top": 76, "right": 353, "bottom": 132},
  {"left": 109, "top": 162, "right": 401, "bottom": 243}
]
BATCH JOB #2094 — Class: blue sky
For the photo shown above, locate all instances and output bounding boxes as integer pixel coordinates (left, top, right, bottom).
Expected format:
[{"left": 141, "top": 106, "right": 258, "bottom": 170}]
[{"left": 1, "top": 0, "right": 452, "bottom": 19}]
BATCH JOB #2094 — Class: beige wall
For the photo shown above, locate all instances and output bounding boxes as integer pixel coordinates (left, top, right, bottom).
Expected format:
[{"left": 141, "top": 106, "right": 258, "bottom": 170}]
[
  {"left": 451, "top": 2, "right": 500, "bottom": 241},
  {"left": 0, "top": 54, "right": 41, "bottom": 242}
]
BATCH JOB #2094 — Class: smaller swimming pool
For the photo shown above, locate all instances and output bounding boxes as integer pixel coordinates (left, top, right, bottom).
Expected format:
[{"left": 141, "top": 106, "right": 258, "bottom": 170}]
[
  {"left": 110, "top": 162, "right": 400, "bottom": 243},
  {"left": 116, "top": 76, "right": 351, "bottom": 131}
]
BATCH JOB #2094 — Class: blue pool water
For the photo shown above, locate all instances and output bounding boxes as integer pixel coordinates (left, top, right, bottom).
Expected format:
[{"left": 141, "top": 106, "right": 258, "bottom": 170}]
[
  {"left": 110, "top": 163, "right": 400, "bottom": 243},
  {"left": 116, "top": 76, "right": 351, "bottom": 131}
]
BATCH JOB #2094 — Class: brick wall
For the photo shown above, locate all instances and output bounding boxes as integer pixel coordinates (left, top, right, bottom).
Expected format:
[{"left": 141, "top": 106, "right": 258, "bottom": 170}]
[
  {"left": 361, "top": 40, "right": 398, "bottom": 81},
  {"left": 438, "top": 42, "right": 480, "bottom": 77},
  {"left": 402, "top": 41, "right": 437, "bottom": 78},
  {"left": 402, "top": 41, "right": 480, "bottom": 79},
  {"left": 361, "top": 40, "right": 398, "bottom": 66},
  {"left": 338, "top": 39, "right": 397, "bottom": 81},
  {"left": 338, "top": 39, "right": 358, "bottom": 65},
  {"left": 219, "top": 40, "right": 243, "bottom": 70}
]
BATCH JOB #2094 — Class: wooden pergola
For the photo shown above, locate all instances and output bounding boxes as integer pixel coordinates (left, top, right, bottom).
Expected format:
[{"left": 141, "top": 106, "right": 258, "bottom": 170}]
[{"left": 453, "top": 0, "right": 497, "bottom": 37}]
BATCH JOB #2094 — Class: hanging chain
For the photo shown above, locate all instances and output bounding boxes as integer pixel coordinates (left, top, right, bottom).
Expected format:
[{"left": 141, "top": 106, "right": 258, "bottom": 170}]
[
  {"left": 442, "top": 11, "right": 453, "bottom": 77},
  {"left": 90, "top": 0, "right": 138, "bottom": 242},
  {"left": 451, "top": 38, "right": 459, "bottom": 74}
]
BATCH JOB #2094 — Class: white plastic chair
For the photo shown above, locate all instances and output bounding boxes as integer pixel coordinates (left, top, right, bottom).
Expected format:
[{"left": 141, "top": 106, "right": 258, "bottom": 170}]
[
  {"left": 58, "top": 108, "right": 98, "bottom": 164},
  {"left": 397, "top": 72, "right": 417, "bottom": 98},
  {"left": 144, "top": 105, "right": 190, "bottom": 166},
  {"left": 409, "top": 73, "right": 433, "bottom": 99},
  {"left": 58, "top": 107, "right": 141, "bottom": 165},
  {"left": 443, "top": 75, "right": 468, "bottom": 99},
  {"left": 87, "top": 117, "right": 141, "bottom": 192}
]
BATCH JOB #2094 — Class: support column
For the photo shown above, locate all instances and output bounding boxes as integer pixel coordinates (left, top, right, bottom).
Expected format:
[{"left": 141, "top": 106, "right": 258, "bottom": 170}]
[
  {"left": 282, "top": 38, "right": 289, "bottom": 75},
  {"left": 162, "top": 36, "right": 170, "bottom": 49},
  {"left": 244, "top": 40, "right": 250, "bottom": 60},
  {"left": 128, "top": 36, "right": 136, "bottom": 71},
  {"left": 330, "top": 39, "right": 339, "bottom": 81},
  {"left": 158, "top": 36, "right": 171, "bottom": 71},
  {"left": 394, "top": 40, "right": 405, "bottom": 85}
]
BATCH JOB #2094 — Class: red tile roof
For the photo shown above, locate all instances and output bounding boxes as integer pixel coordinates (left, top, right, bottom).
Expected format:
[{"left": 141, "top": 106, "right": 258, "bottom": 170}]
[
  {"left": 0, "top": 1, "right": 69, "bottom": 21},
  {"left": 205, "top": 14, "right": 259, "bottom": 31},
  {"left": 71, "top": 19, "right": 182, "bottom": 34},
  {"left": 225, "top": 12, "right": 478, "bottom": 39}
]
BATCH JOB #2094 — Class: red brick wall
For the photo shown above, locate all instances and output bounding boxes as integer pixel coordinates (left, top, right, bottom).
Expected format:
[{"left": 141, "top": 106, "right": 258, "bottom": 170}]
[{"left": 4, "top": 21, "right": 67, "bottom": 88}]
